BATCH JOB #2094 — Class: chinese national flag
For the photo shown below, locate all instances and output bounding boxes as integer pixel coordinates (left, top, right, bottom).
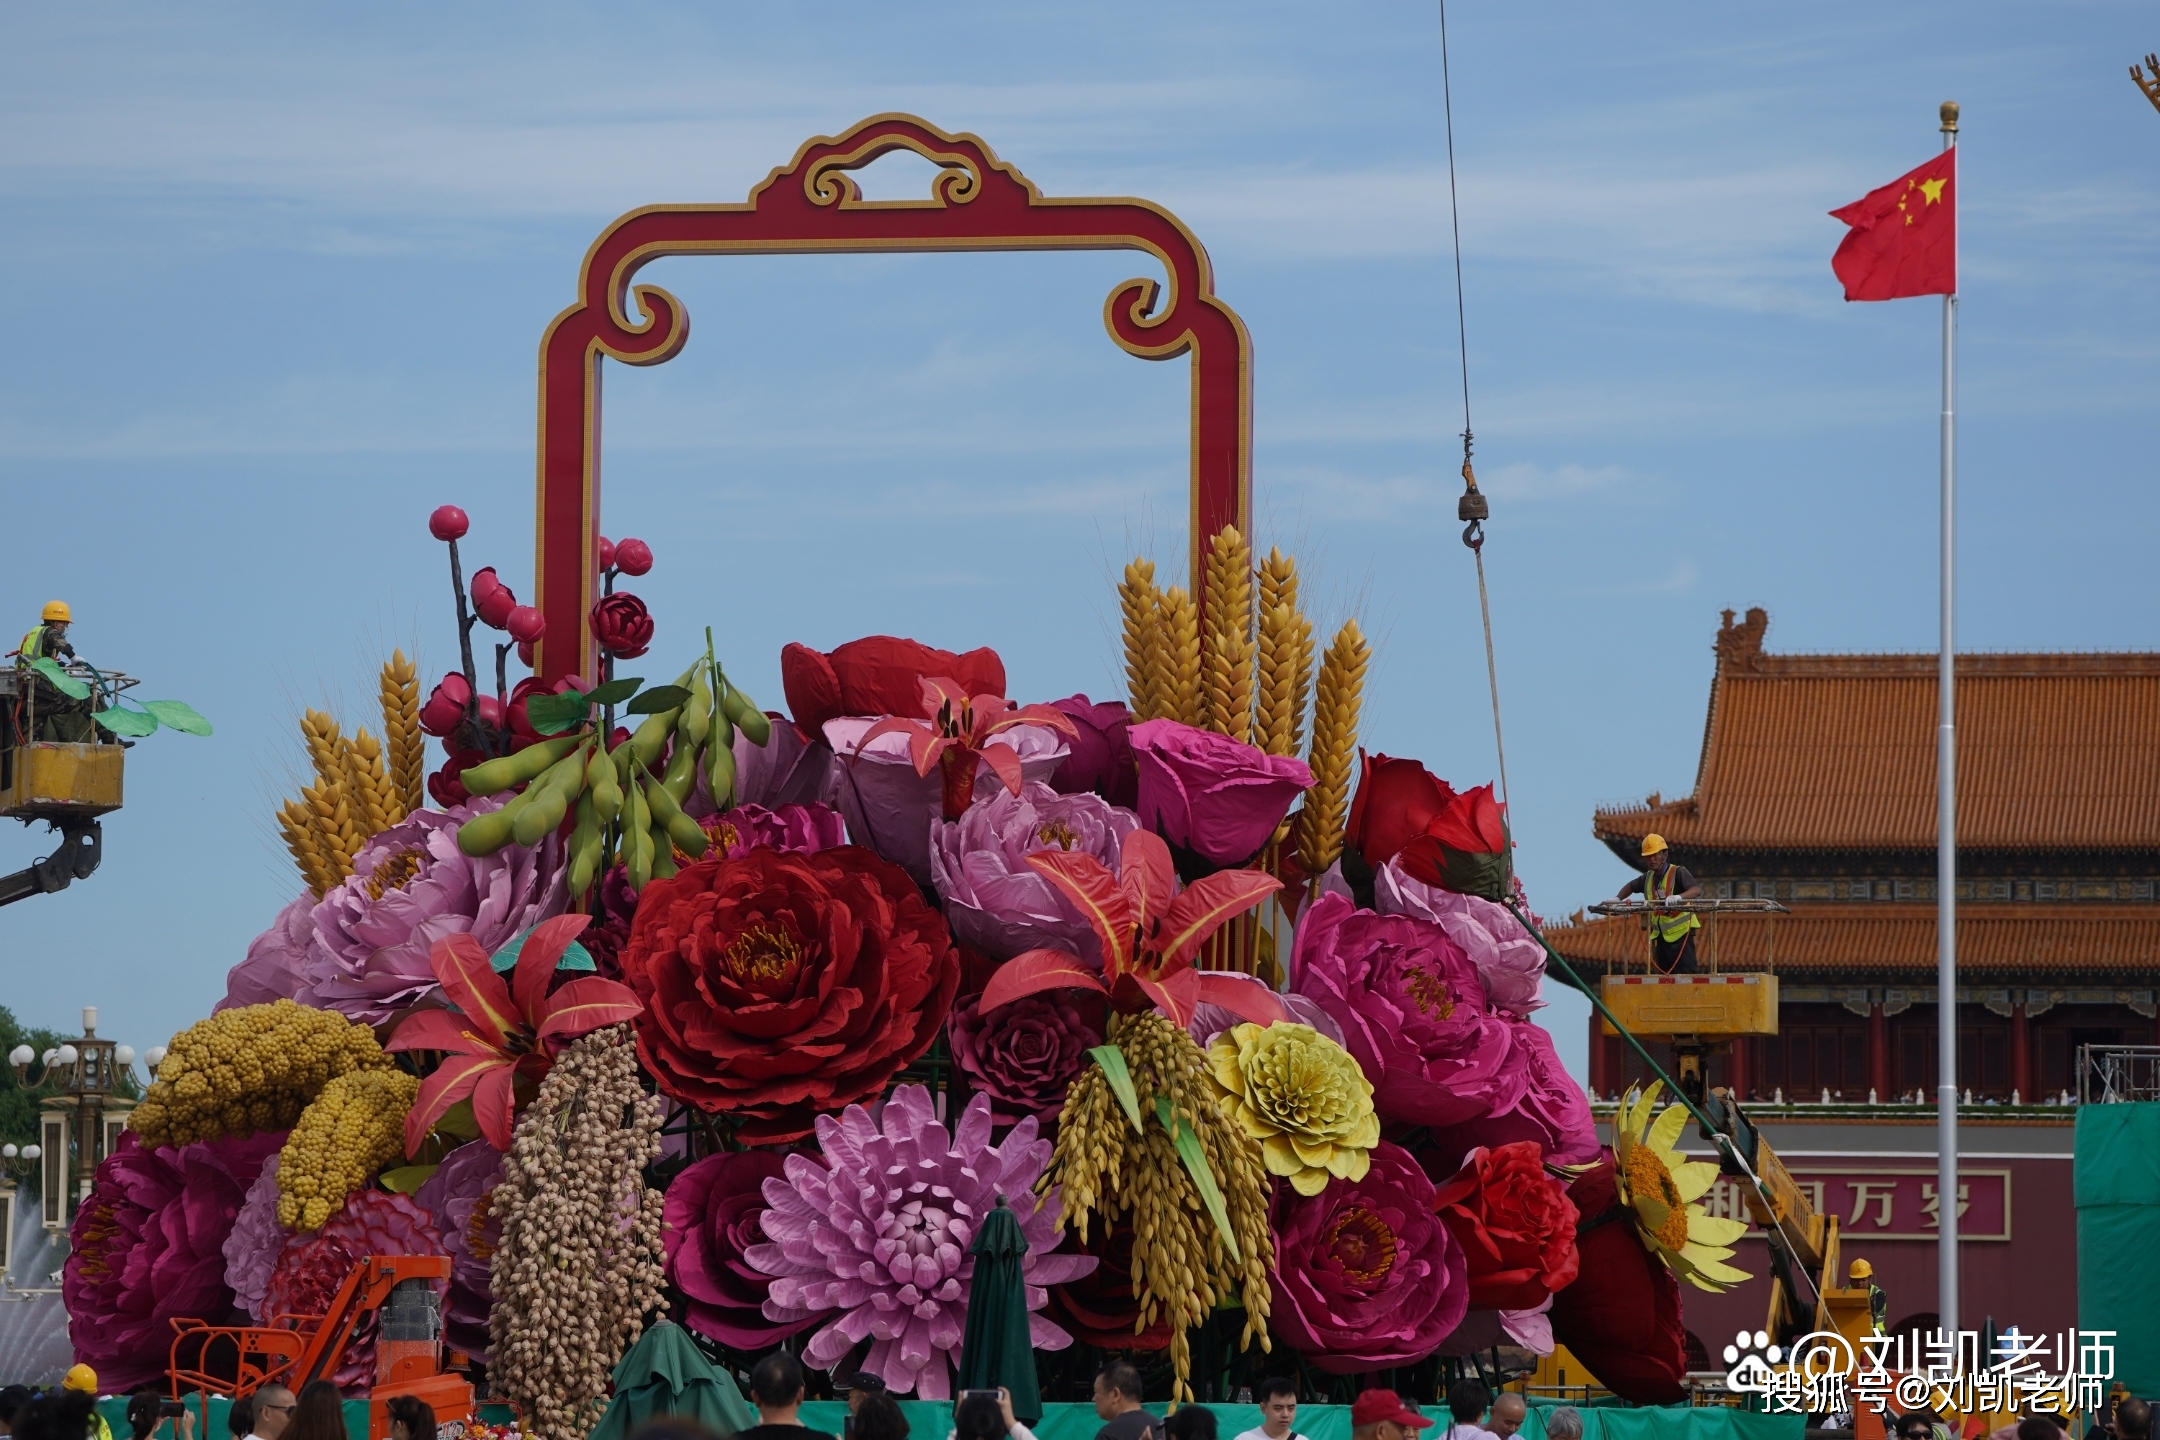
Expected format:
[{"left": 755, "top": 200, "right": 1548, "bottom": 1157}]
[{"left": 1829, "top": 148, "right": 1956, "bottom": 300}]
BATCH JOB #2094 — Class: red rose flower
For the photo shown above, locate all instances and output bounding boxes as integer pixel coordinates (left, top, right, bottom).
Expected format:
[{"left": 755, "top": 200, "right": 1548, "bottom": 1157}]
[
  {"left": 1396, "top": 782, "right": 1512, "bottom": 900},
  {"left": 1347, "top": 751, "right": 1457, "bottom": 867},
  {"left": 620, "top": 844, "right": 959, "bottom": 1142},
  {"left": 1548, "top": 1153, "right": 1688, "bottom": 1405},
  {"left": 590, "top": 592, "right": 655, "bottom": 659},
  {"left": 780, "top": 635, "right": 1006, "bottom": 735},
  {"left": 1430, "top": 1140, "right": 1580, "bottom": 1311}
]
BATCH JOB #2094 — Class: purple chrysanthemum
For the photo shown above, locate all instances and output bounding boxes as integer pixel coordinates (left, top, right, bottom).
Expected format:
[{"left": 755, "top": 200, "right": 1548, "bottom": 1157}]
[
  {"left": 746, "top": 1086, "right": 1095, "bottom": 1398},
  {"left": 221, "top": 1150, "right": 289, "bottom": 1322}
]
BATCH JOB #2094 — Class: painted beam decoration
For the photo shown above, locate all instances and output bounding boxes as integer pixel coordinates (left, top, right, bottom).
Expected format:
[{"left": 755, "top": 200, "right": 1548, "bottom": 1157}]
[{"left": 531, "top": 113, "right": 1253, "bottom": 683}]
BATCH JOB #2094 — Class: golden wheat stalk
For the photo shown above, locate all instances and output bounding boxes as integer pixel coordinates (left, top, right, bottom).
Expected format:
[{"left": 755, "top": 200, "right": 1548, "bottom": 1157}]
[
  {"left": 1159, "top": 585, "right": 1202, "bottom": 727},
  {"left": 381, "top": 650, "right": 423, "bottom": 820},
  {"left": 278, "top": 800, "right": 340, "bottom": 897},
  {"left": 303, "top": 779, "right": 360, "bottom": 883},
  {"left": 342, "top": 730, "right": 396, "bottom": 840},
  {"left": 1118, "top": 559, "right": 1163, "bottom": 722},
  {"left": 1200, "top": 526, "right": 1254, "bottom": 743},
  {"left": 1296, "top": 619, "right": 1368, "bottom": 877},
  {"left": 1255, "top": 548, "right": 1313, "bottom": 758},
  {"left": 300, "top": 709, "right": 345, "bottom": 789}
]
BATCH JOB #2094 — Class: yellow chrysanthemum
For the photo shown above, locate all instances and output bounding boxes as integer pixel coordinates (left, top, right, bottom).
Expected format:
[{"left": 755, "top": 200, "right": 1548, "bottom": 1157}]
[
  {"left": 1207, "top": 1022, "right": 1380, "bottom": 1196},
  {"left": 1611, "top": 1081, "right": 1752, "bottom": 1292}
]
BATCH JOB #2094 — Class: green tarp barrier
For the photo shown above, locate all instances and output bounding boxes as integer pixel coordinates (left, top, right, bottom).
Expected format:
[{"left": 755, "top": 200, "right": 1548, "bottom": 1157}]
[{"left": 2076, "top": 1101, "right": 2160, "bottom": 1397}]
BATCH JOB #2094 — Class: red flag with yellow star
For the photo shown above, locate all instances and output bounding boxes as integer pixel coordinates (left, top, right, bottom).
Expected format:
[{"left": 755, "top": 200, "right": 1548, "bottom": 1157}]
[{"left": 1829, "top": 149, "right": 1955, "bottom": 300}]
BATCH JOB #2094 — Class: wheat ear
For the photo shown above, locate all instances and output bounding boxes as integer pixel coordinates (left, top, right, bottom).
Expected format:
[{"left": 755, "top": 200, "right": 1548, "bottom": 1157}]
[
  {"left": 1159, "top": 585, "right": 1203, "bottom": 727},
  {"left": 279, "top": 800, "right": 341, "bottom": 897},
  {"left": 381, "top": 650, "right": 423, "bottom": 820},
  {"left": 1296, "top": 619, "right": 1368, "bottom": 877},
  {"left": 1200, "top": 526, "right": 1255, "bottom": 742},
  {"left": 1119, "top": 559, "right": 1164, "bottom": 722},
  {"left": 343, "top": 730, "right": 396, "bottom": 840},
  {"left": 1255, "top": 548, "right": 1313, "bottom": 757}
]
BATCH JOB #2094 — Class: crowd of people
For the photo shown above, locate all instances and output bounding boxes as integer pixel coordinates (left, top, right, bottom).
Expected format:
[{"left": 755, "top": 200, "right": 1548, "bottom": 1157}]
[{"left": 0, "top": 1367, "right": 436, "bottom": 1440}]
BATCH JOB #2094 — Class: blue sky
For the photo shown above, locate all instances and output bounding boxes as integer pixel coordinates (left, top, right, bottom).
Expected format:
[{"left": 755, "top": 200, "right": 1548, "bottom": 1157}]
[{"left": 4, "top": 3, "right": 2156, "bottom": 1080}]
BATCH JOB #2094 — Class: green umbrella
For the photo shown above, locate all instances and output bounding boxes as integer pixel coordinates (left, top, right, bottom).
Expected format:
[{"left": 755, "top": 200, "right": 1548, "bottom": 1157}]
[
  {"left": 590, "top": 1319, "right": 758, "bottom": 1440},
  {"left": 956, "top": 1193, "right": 1042, "bottom": 1425}
]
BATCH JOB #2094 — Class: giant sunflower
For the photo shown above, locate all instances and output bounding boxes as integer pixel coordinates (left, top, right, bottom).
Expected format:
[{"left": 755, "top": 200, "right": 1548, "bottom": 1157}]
[{"left": 1611, "top": 1082, "right": 1751, "bottom": 1291}]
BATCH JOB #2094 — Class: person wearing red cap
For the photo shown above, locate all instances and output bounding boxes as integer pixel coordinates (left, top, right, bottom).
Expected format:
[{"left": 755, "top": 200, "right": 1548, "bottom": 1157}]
[{"left": 1350, "top": 1391, "right": 1433, "bottom": 1440}]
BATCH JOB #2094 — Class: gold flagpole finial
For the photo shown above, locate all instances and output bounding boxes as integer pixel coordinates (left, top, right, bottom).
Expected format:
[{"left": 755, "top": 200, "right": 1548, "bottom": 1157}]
[{"left": 1940, "top": 100, "right": 1960, "bottom": 133}]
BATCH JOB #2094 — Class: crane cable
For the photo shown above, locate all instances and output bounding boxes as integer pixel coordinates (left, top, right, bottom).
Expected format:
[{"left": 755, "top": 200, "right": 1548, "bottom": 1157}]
[{"left": 1438, "top": 0, "right": 1510, "bottom": 813}]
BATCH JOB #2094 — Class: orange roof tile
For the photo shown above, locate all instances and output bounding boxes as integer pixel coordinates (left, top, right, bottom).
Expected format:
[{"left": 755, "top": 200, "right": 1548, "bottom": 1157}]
[
  {"left": 1594, "top": 608, "right": 2160, "bottom": 852},
  {"left": 1541, "top": 903, "right": 2160, "bottom": 975}
]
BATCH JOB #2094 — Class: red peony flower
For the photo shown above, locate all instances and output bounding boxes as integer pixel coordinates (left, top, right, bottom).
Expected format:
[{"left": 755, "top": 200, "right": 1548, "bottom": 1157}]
[
  {"left": 780, "top": 636, "right": 1006, "bottom": 735},
  {"left": 590, "top": 592, "right": 654, "bottom": 659},
  {"left": 1346, "top": 751, "right": 1457, "bottom": 867},
  {"left": 1429, "top": 1140, "right": 1581, "bottom": 1311},
  {"left": 619, "top": 844, "right": 960, "bottom": 1142}
]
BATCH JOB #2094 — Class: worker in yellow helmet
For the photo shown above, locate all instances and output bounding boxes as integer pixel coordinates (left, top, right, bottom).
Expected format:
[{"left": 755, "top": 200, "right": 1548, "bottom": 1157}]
[
  {"left": 60, "top": 1363, "right": 115, "bottom": 1440},
  {"left": 1614, "top": 833, "right": 1702, "bottom": 973},
  {"left": 1849, "top": 1258, "right": 1888, "bottom": 1336},
  {"left": 15, "top": 601, "right": 75, "bottom": 667}
]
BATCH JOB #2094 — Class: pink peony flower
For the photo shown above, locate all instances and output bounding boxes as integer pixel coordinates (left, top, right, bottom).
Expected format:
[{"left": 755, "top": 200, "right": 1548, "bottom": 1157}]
[
  {"left": 746, "top": 1086, "right": 1094, "bottom": 1398},
  {"left": 219, "top": 894, "right": 313, "bottom": 1010},
  {"left": 1290, "top": 892, "right": 1528, "bottom": 1128},
  {"left": 264, "top": 1190, "right": 447, "bottom": 1392},
  {"left": 947, "top": 992, "right": 1105, "bottom": 1126},
  {"left": 1422, "top": 1017, "right": 1601, "bottom": 1171},
  {"left": 731, "top": 717, "right": 835, "bottom": 810},
  {"left": 822, "top": 716, "right": 1069, "bottom": 887},
  {"left": 929, "top": 782, "right": 1137, "bottom": 963},
  {"left": 414, "top": 1140, "right": 504, "bottom": 1361},
  {"left": 1046, "top": 695, "right": 1137, "bottom": 808},
  {"left": 65, "top": 1130, "right": 284, "bottom": 1391},
  {"left": 703, "top": 803, "right": 848, "bottom": 860},
  {"left": 1268, "top": 1139, "right": 1468, "bottom": 1373},
  {"left": 664, "top": 1151, "right": 830, "bottom": 1351},
  {"left": 1128, "top": 719, "right": 1311, "bottom": 867},
  {"left": 297, "top": 798, "right": 568, "bottom": 1025},
  {"left": 221, "top": 1152, "right": 288, "bottom": 1322},
  {"left": 1373, "top": 859, "right": 1546, "bottom": 1016}
]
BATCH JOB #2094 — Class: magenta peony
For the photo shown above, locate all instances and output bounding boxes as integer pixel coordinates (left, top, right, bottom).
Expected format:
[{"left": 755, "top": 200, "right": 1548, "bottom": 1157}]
[
  {"left": 414, "top": 1140, "right": 504, "bottom": 1361},
  {"left": 1374, "top": 859, "right": 1546, "bottom": 1016},
  {"left": 822, "top": 716, "right": 1069, "bottom": 887},
  {"left": 219, "top": 894, "right": 312, "bottom": 1010},
  {"left": 1128, "top": 719, "right": 1311, "bottom": 867},
  {"left": 730, "top": 715, "right": 834, "bottom": 810},
  {"left": 221, "top": 1152, "right": 288, "bottom": 1323},
  {"left": 929, "top": 782, "right": 1136, "bottom": 963},
  {"left": 702, "top": 803, "right": 848, "bottom": 859},
  {"left": 747, "top": 1086, "right": 1094, "bottom": 1398},
  {"left": 297, "top": 798, "right": 567, "bottom": 1025},
  {"left": 65, "top": 1130, "right": 284, "bottom": 1391},
  {"left": 664, "top": 1151, "right": 828, "bottom": 1351},
  {"left": 1291, "top": 892, "right": 1527, "bottom": 1128},
  {"left": 1423, "top": 1017, "right": 1601, "bottom": 1171},
  {"left": 264, "top": 1190, "right": 447, "bottom": 1392},
  {"left": 1046, "top": 695, "right": 1138, "bottom": 808},
  {"left": 947, "top": 992, "right": 1105, "bottom": 1125},
  {"left": 1268, "top": 1139, "right": 1468, "bottom": 1373}
]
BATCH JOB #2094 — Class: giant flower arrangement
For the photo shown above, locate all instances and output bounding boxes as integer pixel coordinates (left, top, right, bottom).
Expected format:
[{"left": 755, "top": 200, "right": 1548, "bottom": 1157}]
[{"left": 62, "top": 505, "right": 1717, "bottom": 1410}]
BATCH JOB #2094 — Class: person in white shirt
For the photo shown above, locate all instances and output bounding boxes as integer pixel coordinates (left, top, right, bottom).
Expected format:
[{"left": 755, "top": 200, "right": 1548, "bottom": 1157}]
[
  {"left": 1233, "top": 1378, "right": 1301, "bottom": 1440},
  {"left": 1440, "top": 1381, "right": 1499, "bottom": 1440}
]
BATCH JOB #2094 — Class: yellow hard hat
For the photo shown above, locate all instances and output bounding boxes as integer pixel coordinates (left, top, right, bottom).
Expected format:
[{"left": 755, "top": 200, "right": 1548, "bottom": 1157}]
[
  {"left": 41, "top": 600, "right": 71, "bottom": 623},
  {"left": 62, "top": 1363, "right": 98, "bottom": 1393},
  {"left": 1849, "top": 1258, "right": 1873, "bottom": 1281},
  {"left": 1641, "top": 833, "right": 1668, "bottom": 857}
]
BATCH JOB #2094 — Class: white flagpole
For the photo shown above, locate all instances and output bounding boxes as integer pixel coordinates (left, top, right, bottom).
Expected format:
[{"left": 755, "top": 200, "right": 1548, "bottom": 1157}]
[{"left": 1936, "top": 97, "right": 1961, "bottom": 1335}]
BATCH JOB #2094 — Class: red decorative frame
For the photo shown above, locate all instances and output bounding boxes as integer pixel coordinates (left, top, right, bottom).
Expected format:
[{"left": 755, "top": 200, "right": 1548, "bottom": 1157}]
[{"left": 531, "top": 113, "right": 1253, "bottom": 682}]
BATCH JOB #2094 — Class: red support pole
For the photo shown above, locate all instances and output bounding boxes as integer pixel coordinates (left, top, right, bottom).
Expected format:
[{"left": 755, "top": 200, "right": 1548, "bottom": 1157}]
[{"left": 2010, "top": 1001, "right": 2031, "bottom": 1101}]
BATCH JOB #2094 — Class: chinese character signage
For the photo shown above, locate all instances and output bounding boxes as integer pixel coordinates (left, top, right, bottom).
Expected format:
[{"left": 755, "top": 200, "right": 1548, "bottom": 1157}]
[{"left": 1701, "top": 1167, "right": 2010, "bottom": 1241}]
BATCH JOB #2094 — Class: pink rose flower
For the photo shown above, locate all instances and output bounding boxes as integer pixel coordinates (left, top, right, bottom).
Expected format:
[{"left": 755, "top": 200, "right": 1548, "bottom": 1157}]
[
  {"left": 822, "top": 715, "right": 1068, "bottom": 887},
  {"left": 1046, "top": 695, "right": 1138, "bottom": 808},
  {"left": 1128, "top": 719, "right": 1311, "bottom": 867}
]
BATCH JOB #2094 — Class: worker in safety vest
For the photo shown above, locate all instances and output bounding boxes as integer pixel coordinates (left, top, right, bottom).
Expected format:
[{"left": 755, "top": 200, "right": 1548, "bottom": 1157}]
[
  {"left": 1849, "top": 1258, "right": 1888, "bottom": 1335},
  {"left": 15, "top": 600, "right": 75, "bottom": 666},
  {"left": 1613, "top": 833, "right": 1702, "bottom": 973}
]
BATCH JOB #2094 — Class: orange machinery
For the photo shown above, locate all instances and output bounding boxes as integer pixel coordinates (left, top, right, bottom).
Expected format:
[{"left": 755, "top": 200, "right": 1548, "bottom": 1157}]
[{"left": 169, "top": 1255, "right": 475, "bottom": 1440}]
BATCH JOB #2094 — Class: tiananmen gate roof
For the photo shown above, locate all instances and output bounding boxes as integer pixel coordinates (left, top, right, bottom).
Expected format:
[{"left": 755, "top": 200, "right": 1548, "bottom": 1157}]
[{"left": 1592, "top": 608, "right": 2160, "bottom": 855}]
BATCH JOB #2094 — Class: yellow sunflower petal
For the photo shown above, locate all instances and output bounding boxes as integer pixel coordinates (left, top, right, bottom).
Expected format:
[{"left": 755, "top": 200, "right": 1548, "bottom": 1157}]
[
  {"left": 1672, "top": 1160, "right": 1723, "bottom": 1202},
  {"left": 1680, "top": 1248, "right": 1752, "bottom": 1285},
  {"left": 1634, "top": 1191, "right": 1671, "bottom": 1235},
  {"left": 1687, "top": 1213, "right": 1751, "bottom": 1247},
  {"left": 1288, "top": 1165, "right": 1329, "bottom": 1196},
  {"left": 1647, "top": 1103, "right": 1689, "bottom": 1154}
]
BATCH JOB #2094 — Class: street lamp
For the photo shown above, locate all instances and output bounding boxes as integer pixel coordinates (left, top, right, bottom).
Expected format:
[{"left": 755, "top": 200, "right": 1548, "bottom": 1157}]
[{"left": 9, "top": 1005, "right": 144, "bottom": 1230}]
